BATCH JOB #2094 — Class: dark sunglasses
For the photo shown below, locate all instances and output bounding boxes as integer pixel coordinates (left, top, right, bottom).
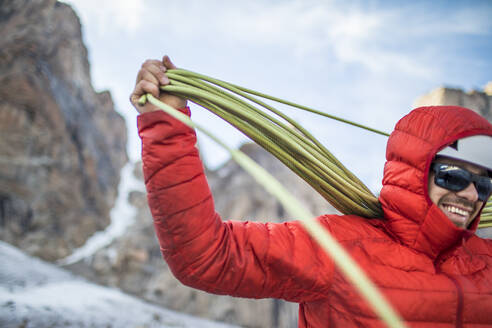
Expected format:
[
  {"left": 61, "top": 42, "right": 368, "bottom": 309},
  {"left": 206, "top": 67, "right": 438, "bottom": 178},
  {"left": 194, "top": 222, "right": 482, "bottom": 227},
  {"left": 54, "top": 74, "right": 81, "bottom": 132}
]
[{"left": 431, "top": 163, "right": 492, "bottom": 202}]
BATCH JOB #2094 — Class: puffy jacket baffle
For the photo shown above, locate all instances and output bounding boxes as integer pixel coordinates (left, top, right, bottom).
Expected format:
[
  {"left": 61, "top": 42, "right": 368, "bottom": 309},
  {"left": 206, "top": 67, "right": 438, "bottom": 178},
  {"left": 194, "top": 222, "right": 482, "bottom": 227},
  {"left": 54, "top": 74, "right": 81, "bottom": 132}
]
[{"left": 138, "top": 105, "right": 492, "bottom": 327}]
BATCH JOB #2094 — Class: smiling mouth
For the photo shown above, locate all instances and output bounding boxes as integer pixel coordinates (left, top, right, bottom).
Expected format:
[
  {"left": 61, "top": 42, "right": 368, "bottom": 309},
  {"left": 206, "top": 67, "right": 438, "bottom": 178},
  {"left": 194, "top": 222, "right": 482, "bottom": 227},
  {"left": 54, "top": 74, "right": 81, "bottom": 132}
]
[
  {"left": 442, "top": 205, "right": 472, "bottom": 218},
  {"left": 436, "top": 193, "right": 480, "bottom": 228}
]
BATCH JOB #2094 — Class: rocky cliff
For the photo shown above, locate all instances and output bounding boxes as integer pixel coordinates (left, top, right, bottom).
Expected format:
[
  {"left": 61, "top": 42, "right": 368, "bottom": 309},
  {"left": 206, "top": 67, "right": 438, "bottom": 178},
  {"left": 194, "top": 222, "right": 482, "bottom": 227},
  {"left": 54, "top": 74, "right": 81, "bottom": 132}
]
[
  {"left": 0, "top": 0, "right": 128, "bottom": 261},
  {"left": 414, "top": 82, "right": 492, "bottom": 120}
]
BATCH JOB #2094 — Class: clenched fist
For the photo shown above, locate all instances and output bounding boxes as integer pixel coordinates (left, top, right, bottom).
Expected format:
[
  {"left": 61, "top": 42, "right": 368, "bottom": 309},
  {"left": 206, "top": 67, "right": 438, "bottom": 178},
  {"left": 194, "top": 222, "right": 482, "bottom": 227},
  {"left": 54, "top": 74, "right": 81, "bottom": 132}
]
[{"left": 130, "top": 55, "right": 187, "bottom": 114}]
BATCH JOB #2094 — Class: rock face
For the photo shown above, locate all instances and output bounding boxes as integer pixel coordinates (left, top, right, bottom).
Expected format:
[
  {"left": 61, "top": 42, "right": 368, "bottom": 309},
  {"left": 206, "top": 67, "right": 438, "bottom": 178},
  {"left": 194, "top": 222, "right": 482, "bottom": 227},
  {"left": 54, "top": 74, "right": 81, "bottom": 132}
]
[
  {"left": 67, "top": 144, "right": 338, "bottom": 328},
  {"left": 414, "top": 83, "right": 492, "bottom": 121},
  {"left": 0, "top": 0, "right": 128, "bottom": 261}
]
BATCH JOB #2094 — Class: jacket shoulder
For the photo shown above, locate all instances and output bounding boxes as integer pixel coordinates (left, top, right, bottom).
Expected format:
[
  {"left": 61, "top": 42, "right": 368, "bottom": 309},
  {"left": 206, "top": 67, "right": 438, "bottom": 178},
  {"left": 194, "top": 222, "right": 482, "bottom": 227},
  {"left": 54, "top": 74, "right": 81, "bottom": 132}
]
[
  {"left": 317, "top": 214, "right": 392, "bottom": 242},
  {"left": 465, "top": 234, "right": 492, "bottom": 255}
]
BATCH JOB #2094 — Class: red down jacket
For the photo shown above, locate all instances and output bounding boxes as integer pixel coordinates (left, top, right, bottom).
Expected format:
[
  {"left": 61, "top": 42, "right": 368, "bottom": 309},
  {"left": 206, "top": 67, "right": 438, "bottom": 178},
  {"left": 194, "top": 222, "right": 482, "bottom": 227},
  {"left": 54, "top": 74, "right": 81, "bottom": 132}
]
[{"left": 138, "top": 106, "right": 492, "bottom": 327}]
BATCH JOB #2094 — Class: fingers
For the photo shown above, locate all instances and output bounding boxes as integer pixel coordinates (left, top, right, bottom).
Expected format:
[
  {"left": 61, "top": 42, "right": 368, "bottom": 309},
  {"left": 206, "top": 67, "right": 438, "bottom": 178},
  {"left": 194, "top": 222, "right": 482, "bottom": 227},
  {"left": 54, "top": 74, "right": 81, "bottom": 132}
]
[
  {"left": 136, "top": 59, "right": 170, "bottom": 85},
  {"left": 130, "top": 55, "right": 184, "bottom": 113},
  {"left": 133, "top": 79, "right": 159, "bottom": 99},
  {"left": 162, "top": 55, "right": 177, "bottom": 69},
  {"left": 130, "top": 59, "right": 168, "bottom": 108}
]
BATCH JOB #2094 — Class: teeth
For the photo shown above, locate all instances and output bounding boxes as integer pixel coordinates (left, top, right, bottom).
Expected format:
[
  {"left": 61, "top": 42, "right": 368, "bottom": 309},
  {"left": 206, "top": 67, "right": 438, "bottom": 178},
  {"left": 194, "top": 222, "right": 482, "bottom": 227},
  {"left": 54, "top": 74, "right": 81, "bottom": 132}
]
[{"left": 444, "top": 206, "right": 469, "bottom": 217}]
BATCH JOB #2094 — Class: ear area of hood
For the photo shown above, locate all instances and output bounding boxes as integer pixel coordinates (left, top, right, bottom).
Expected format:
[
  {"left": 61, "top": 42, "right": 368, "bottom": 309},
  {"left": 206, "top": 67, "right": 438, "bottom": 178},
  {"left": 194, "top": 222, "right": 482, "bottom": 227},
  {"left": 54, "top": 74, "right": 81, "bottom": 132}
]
[{"left": 385, "top": 128, "right": 436, "bottom": 173}]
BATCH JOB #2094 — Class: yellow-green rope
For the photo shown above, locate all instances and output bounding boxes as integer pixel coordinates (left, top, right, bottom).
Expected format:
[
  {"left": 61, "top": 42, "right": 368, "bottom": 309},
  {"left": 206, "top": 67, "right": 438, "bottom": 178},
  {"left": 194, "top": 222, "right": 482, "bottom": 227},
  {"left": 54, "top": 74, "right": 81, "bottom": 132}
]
[{"left": 139, "top": 68, "right": 491, "bottom": 227}]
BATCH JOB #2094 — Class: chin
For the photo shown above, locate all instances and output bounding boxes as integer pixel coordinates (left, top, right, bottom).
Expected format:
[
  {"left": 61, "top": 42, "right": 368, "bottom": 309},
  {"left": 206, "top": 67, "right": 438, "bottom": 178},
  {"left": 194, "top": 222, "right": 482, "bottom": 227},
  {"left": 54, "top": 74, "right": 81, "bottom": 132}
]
[{"left": 441, "top": 208, "right": 473, "bottom": 229}]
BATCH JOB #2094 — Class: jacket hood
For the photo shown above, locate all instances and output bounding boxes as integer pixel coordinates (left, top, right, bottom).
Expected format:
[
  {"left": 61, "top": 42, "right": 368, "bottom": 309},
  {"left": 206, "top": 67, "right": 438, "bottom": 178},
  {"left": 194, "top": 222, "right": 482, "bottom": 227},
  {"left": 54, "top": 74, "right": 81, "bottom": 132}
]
[{"left": 379, "top": 106, "right": 492, "bottom": 259}]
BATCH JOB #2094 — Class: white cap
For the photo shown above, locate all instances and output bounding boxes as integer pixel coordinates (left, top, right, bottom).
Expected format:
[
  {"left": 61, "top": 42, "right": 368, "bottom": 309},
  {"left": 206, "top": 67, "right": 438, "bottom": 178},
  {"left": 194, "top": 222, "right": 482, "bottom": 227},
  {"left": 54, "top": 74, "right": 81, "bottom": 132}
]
[{"left": 437, "top": 135, "right": 492, "bottom": 172}]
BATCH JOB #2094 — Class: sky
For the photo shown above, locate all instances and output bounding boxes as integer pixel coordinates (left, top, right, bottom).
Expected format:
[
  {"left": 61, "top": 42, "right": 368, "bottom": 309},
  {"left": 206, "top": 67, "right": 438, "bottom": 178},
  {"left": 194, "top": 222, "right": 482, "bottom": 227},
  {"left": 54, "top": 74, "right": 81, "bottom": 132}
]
[{"left": 60, "top": 0, "right": 492, "bottom": 192}]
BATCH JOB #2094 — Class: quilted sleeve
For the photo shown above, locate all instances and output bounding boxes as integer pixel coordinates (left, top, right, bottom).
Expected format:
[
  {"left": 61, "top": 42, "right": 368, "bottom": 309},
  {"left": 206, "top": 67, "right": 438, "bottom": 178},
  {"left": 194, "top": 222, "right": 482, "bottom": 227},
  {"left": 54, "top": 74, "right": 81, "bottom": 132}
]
[{"left": 137, "top": 109, "right": 334, "bottom": 302}]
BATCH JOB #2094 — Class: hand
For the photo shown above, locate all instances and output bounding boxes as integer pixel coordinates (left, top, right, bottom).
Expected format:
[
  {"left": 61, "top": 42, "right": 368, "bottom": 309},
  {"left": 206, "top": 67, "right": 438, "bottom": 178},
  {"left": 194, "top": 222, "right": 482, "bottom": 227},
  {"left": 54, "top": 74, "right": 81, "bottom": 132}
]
[{"left": 130, "top": 55, "right": 187, "bottom": 114}]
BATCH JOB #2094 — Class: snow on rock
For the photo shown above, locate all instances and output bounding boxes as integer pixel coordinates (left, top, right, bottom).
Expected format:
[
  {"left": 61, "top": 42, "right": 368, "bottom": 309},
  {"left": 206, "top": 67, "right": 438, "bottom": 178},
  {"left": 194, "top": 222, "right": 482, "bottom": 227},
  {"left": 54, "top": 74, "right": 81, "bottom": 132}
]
[
  {"left": 58, "top": 161, "right": 145, "bottom": 265},
  {"left": 0, "top": 241, "right": 240, "bottom": 328}
]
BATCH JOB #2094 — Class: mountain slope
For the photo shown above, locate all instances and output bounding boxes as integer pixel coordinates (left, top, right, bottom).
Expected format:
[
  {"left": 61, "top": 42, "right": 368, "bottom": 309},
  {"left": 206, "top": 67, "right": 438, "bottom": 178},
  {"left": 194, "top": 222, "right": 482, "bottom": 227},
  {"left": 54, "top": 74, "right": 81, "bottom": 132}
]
[{"left": 0, "top": 241, "right": 239, "bottom": 328}]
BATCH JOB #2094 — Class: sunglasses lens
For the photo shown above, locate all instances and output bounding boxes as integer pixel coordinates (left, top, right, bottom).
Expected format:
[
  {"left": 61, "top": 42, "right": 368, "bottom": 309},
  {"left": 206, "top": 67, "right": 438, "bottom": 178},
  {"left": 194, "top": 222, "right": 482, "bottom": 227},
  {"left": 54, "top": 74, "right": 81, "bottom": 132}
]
[
  {"left": 435, "top": 166, "right": 471, "bottom": 191},
  {"left": 476, "top": 178, "right": 492, "bottom": 202}
]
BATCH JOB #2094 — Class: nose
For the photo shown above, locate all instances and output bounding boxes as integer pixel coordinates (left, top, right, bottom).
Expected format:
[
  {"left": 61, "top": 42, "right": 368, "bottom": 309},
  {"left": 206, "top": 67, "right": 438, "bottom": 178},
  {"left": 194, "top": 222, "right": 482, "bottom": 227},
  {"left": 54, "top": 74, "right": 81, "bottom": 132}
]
[{"left": 456, "top": 182, "right": 480, "bottom": 203}]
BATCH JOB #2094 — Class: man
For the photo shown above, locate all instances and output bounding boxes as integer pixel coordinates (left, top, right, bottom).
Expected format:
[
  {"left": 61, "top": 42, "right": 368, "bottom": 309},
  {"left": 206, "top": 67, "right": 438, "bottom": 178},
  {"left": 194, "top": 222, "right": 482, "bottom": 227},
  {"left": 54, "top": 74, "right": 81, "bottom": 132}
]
[{"left": 130, "top": 56, "right": 492, "bottom": 327}]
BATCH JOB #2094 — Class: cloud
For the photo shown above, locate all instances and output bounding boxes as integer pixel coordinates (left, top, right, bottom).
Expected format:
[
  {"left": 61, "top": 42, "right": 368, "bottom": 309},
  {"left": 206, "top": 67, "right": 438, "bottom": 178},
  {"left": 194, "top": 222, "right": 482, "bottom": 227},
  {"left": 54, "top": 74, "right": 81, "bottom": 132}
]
[
  {"left": 63, "top": 0, "right": 491, "bottom": 78},
  {"left": 215, "top": 1, "right": 385, "bottom": 61},
  {"left": 139, "top": 0, "right": 487, "bottom": 78},
  {"left": 61, "top": 0, "right": 146, "bottom": 36}
]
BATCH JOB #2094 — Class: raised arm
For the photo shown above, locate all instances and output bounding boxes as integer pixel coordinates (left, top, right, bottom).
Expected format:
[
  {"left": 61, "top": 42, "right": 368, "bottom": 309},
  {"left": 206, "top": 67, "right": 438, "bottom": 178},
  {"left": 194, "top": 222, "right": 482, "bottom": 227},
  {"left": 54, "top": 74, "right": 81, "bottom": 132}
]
[{"left": 130, "top": 56, "right": 333, "bottom": 302}]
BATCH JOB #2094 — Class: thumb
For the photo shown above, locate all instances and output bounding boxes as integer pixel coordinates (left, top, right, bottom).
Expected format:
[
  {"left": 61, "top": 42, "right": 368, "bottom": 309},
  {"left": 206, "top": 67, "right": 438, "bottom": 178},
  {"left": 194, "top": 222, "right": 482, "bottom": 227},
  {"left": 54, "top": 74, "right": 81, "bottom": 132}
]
[{"left": 162, "top": 55, "right": 177, "bottom": 69}]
